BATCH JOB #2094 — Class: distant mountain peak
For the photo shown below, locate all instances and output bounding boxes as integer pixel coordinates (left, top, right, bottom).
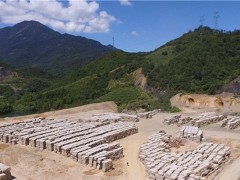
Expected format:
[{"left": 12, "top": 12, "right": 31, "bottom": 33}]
[
  {"left": 0, "top": 21, "right": 117, "bottom": 75},
  {"left": 11, "top": 20, "right": 60, "bottom": 37}
]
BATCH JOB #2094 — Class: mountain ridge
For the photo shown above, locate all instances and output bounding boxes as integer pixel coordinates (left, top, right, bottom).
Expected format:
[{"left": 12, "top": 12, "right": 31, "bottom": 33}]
[
  {"left": 0, "top": 21, "right": 115, "bottom": 75},
  {"left": 1, "top": 25, "right": 240, "bottom": 116}
]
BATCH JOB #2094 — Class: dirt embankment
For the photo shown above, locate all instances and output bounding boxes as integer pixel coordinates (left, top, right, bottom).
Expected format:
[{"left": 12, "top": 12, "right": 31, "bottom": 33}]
[
  {"left": 132, "top": 68, "right": 147, "bottom": 89},
  {"left": 171, "top": 93, "right": 240, "bottom": 113},
  {"left": 0, "top": 101, "right": 118, "bottom": 123}
]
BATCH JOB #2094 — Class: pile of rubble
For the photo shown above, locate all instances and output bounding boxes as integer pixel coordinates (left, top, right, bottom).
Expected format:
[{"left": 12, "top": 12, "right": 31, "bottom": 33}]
[
  {"left": 0, "top": 118, "right": 138, "bottom": 171},
  {"left": 221, "top": 115, "right": 240, "bottom": 129},
  {"left": 87, "top": 113, "right": 139, "bottom": 123},
  {"left": 139, "top": 131, "right": 230, "bottom": 180},
  {"left": 163, "top": 115, "right": 192, "bottom": 125},
  {"left": 0, "top": 163, "right": 11, "bottom": 180},
  {"left": 191, "top": 113, "right": 226, "bottom": 127},
  {"left": 180, "top": 126, "right": 203, "bottom": 142}
]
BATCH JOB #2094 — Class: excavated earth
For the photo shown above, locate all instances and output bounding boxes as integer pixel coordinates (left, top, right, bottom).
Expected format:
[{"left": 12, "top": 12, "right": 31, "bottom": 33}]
[{"left": 0, "top": 101, "right": 240, "bottom": 180}]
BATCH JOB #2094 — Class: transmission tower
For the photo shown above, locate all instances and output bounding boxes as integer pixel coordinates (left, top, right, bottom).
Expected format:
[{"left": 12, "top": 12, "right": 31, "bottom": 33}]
[
  {"left": 112, "top": 37, "right": 115, "bottom": 47},
  {"left": 199, "top": 16, "right": 205, "bottom": 36},
  {"left": 199, "top": 16, "right": 205, "bottom": 27},
  {"left": 214, "top": 12, "right": 220, "bottom": 29}
]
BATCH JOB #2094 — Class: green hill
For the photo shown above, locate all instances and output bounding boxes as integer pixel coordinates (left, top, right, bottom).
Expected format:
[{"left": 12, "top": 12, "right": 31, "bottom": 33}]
[
  {"left": 144, "top": 27, "right": 240, "bottom": 94},
  {"left": 13, "top": 51, "right": 155, "bottom": 114},
  {"left": 1, "top": 26, "right": 240, "bottom": 116}
]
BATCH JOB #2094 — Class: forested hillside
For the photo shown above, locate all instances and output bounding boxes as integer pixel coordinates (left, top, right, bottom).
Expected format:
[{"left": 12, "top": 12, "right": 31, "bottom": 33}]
[
  {"left": 11, "top": 52, "right": 162, "bottom": 114},
  {"left": 0, "top": 21, "right": 114, "bottom": 76},
  {"left": 144, "top": 27, "right": 240, "bottom": 94},
  {"left": 1, "top": 26, "right": 240, "bottom": 116}
]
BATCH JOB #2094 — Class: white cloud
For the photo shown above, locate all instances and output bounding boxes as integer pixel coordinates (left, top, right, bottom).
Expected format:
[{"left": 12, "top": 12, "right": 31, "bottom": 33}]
[
  {"left": 131, "top": 30, "right": 139, "bottom": 36},
  {"left": 0, "top": 0, "right": 116, "bottom": 33},
  {"left": 119, "top": 0, "right": 132, "bottom": 6}
]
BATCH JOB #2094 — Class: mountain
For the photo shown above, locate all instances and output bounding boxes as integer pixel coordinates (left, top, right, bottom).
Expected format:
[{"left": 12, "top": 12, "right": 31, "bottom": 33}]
[
  {"left": 0, "top": 21, "right": 115, "bottom": 75},
  {"left": 144, "top": 27, "right": 240, "bottom": 95},
  {"left": 1, "top": 26, "right": 240, "bottom": 116}
]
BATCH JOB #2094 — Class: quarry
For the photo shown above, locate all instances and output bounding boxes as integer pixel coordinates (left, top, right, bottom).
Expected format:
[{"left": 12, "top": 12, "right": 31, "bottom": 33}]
[{"left": 0, "top": 101, "right": 240, "bottom": 180}]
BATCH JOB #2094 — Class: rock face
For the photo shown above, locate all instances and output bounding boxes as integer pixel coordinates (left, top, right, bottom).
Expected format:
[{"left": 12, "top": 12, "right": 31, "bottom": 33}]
[
  {"left": 171, "top": 93, "right": 240, "bottom": 110},
  {"left": 220, "top": 76, "right": 240, "bottom": 95}
]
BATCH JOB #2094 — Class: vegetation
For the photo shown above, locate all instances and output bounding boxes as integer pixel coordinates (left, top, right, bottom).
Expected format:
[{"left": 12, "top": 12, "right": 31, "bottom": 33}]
[
  {"left": 1, "top": 26, "right": 240, "bottom": 116},
  {"left": 0, "top": 21, "right": 114, "bottom": 76},
  {"left": 0, "top": 99, "right": 13, "bottom": 115},
  {"left": 144, "top": 27, "right": 240, "bottom": 95}
]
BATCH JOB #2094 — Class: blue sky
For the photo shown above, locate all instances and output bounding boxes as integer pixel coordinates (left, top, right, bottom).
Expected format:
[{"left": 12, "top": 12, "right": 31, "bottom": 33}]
[{"left": 0, "top": 1, "right": 239, "bottom": 52}]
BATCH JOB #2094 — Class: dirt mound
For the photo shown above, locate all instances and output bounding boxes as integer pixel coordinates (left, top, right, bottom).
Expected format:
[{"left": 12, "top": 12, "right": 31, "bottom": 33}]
[
  {"left": 1, "top": 101, "right": 117, "bottom": 122},
  {"left": 171, "top": 93, "right": 240, "bottom": 112}
]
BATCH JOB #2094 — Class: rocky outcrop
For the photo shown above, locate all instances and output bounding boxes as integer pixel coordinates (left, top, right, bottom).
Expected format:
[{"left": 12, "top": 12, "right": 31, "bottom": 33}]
[
  {"left": 220, "top": 76, "right": 240, "bottom": 95},
  {"left": 171, "top": 93, "right": 240, "bottom": 111}
]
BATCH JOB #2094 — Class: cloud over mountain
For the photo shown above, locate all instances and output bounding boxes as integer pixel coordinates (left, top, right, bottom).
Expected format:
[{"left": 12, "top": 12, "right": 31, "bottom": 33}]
[{"left": 0, "top": 0, "right": 116, "bottom": 33}]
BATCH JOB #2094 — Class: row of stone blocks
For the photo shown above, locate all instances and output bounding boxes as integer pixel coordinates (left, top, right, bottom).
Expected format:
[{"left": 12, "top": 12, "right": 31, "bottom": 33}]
[
  {"left": 191, "top": 113, "right": 226, "bottom": 127},
  {"left": 164, "top": 112, "right": 240, "bottom": 130},
  {"left": 139, "top": 131, "right": 230, "bottom": 180},
  {"left": 0, "top": 163, "right": 11, "bottom": 180},
  {"left": 88, "top": 113, "right": 139, "bottom": 123},
  {"left": 137, "top": 109, "right": 161, "bottom": 119},
  {"left": 163, "top": 115, "right": 192, "bottom": 126},
  {"left": 180, "top": 126, "right": 203, "bottom": 142},
  {"left": 0, "top": 119, "right": 138, "bottom": 171},
  {"left": 221, "top": 115, "right": 240, "bottom": 129}
]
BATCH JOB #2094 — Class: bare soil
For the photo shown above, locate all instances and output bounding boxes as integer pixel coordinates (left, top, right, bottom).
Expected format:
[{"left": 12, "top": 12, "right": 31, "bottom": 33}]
[{"left": 0, "top": 101, "right": 240, "bottom": 180}]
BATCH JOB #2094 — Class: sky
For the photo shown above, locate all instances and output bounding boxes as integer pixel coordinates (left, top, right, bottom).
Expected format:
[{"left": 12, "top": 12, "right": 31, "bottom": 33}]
[{"left": 0, "top": 0, "right": 239, "bottom": 52}]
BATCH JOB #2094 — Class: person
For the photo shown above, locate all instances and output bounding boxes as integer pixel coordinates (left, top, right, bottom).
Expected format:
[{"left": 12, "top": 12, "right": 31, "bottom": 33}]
[{"left": 127, "top": 162, "right": 129, "bottom": 166}]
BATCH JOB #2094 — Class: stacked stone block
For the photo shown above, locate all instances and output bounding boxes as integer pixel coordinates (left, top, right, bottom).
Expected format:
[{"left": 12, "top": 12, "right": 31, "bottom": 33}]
[
  {"left": 87, "top": 113, "right": 139, "bottom": 123},
  {"left": 0, "top": 118, "right": 138, "bottom": 172},
  {"left": 163, "top": 115, "right": 181, "bottom": 125},
  {"left": 221, "top": 115, "right": 240, "bottom": 129},
  {"left": 191, "top": 113, "right": 226, "bottom": 127},
  {"left": 137, "top": 109, "right": 161, "bottom": 119},
  {"left": 0, "top": 163, "right": 11, "bottom": 180},
  {"left": 139, "top": 132, "right": 230, "bottom": 180},
  {"left": 180, "top": 126, "right": 203, "bottom": 142}
]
